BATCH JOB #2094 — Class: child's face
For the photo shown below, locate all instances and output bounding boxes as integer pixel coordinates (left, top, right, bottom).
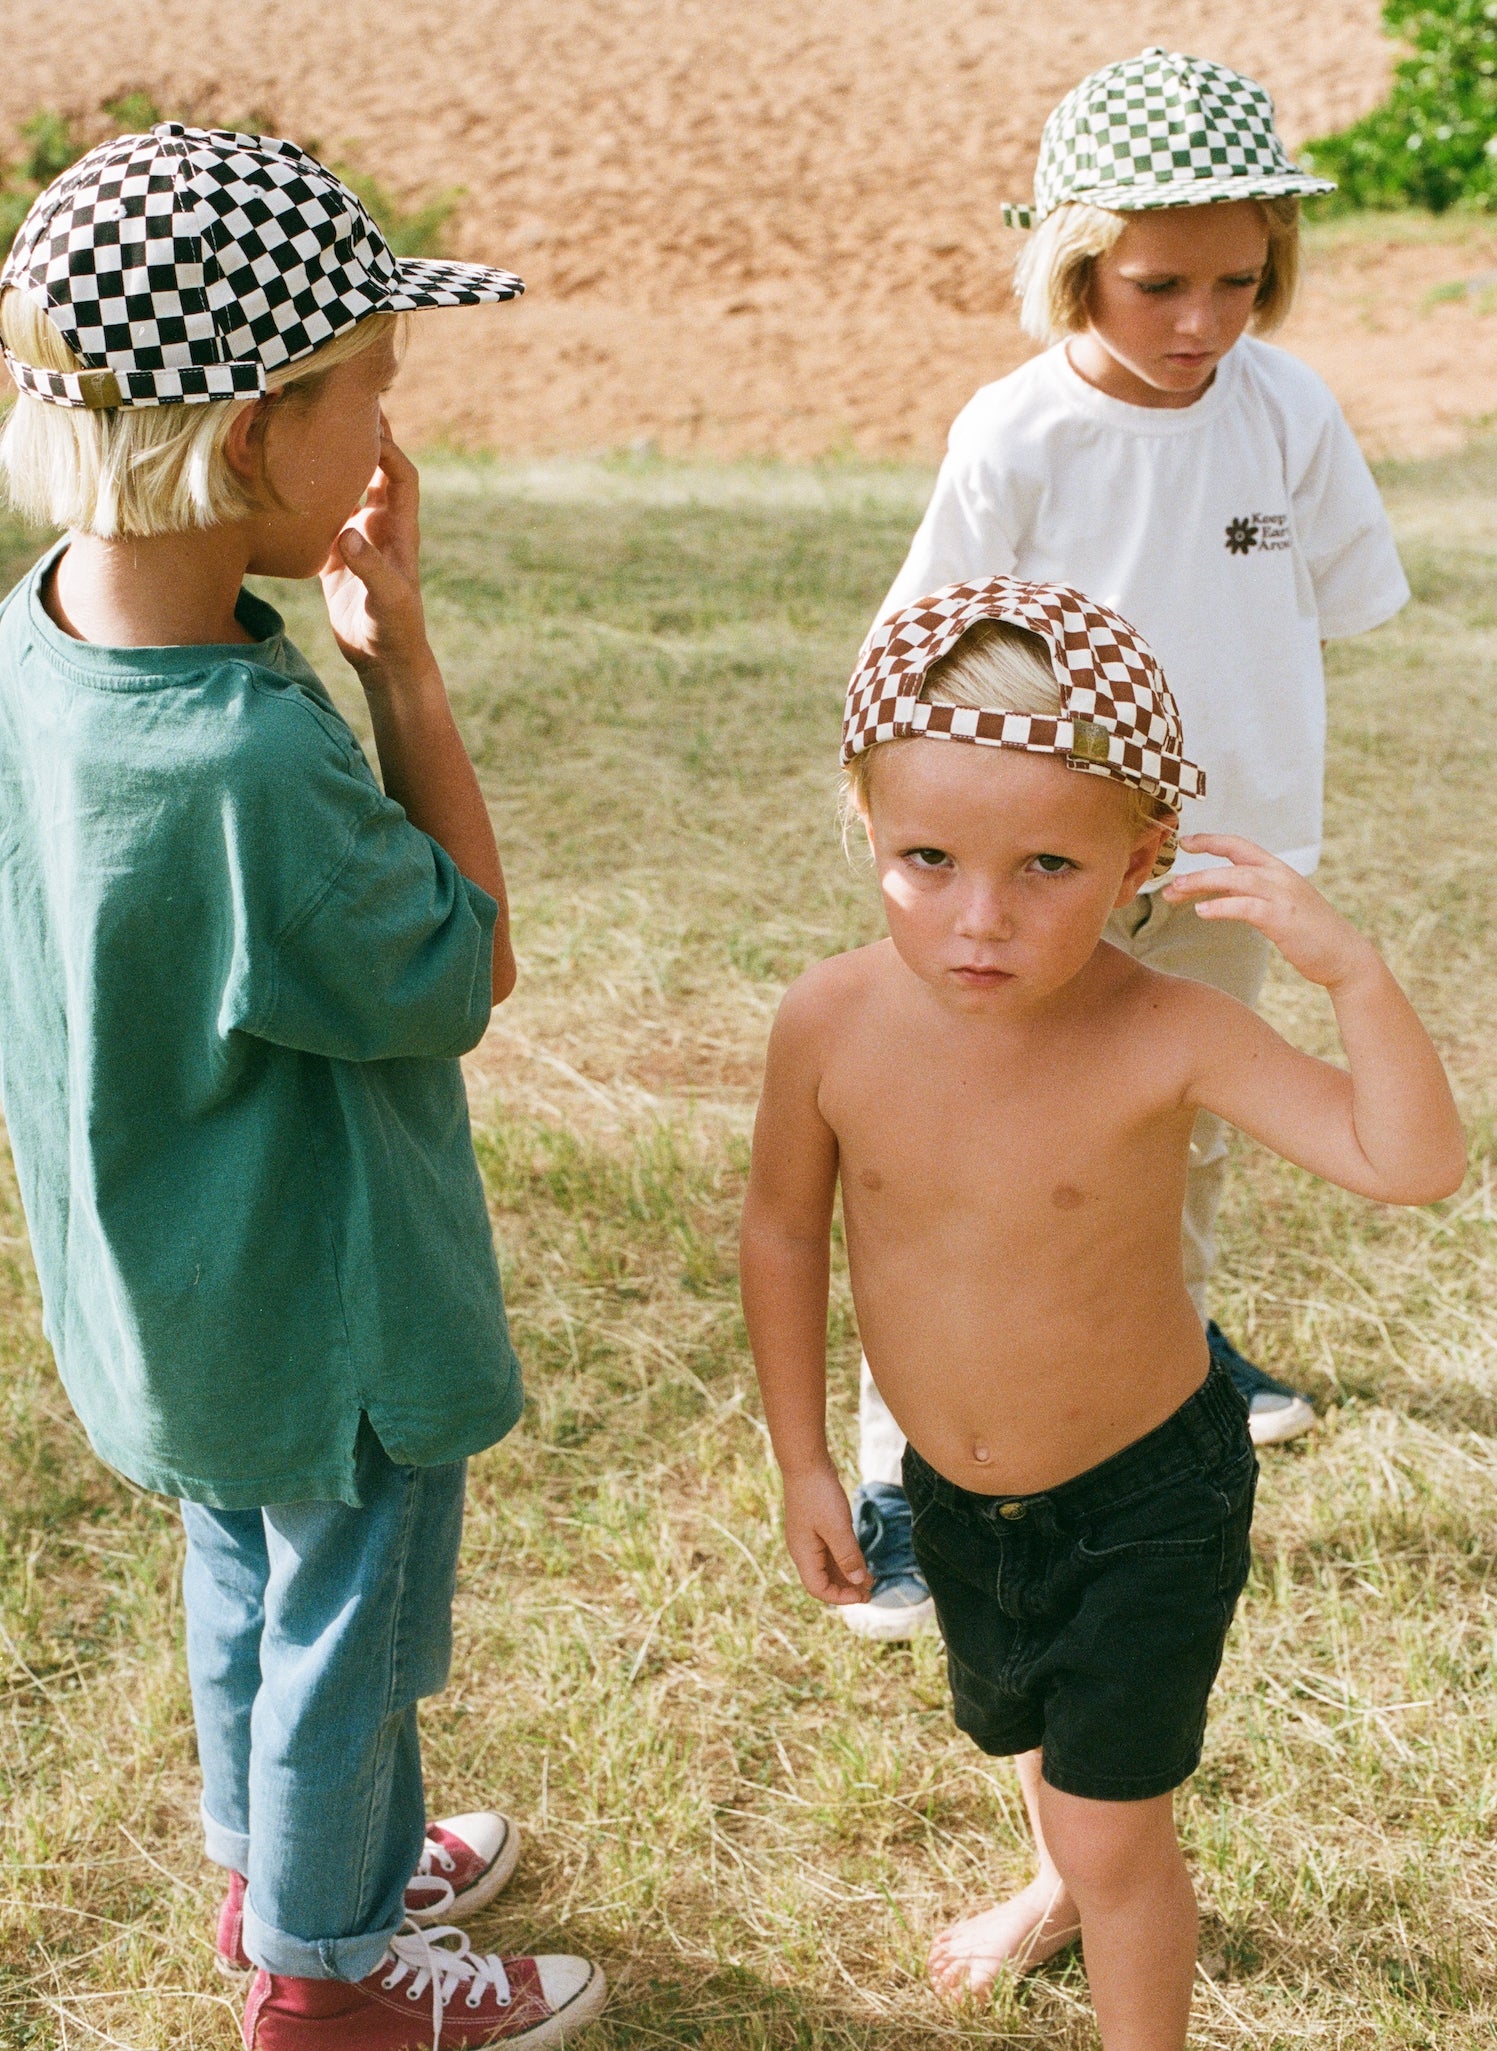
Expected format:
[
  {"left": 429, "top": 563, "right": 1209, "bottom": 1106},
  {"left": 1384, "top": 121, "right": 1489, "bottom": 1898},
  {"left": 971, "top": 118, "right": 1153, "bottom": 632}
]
[
  {"left": 864, "top": 739, "right": 1164, "bottom": 1014},
  {"left": 1083, "top": 201, "right": 1269, "bottom": 402},
  {"left": 239, "top": 329, "right": 401, "bottom": 580}
]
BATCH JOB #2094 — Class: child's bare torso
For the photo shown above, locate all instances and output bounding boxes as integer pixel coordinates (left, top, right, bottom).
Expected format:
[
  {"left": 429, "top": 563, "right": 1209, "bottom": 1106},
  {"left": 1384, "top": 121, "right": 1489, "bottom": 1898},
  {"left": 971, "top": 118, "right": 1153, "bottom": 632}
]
[{"left": 815, "top": 937, "right": 1211, "bottom": 1495}]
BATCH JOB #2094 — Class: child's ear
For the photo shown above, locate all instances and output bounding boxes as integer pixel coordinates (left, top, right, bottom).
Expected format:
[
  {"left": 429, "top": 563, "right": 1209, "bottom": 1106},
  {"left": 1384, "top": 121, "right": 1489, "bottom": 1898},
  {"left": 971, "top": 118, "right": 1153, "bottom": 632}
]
[
  {"left": 1114, "top": 823, "right": 1168, "bottom": 906},
  {"left": 223, "top": 395, "right": 273, "bottom": 487}
]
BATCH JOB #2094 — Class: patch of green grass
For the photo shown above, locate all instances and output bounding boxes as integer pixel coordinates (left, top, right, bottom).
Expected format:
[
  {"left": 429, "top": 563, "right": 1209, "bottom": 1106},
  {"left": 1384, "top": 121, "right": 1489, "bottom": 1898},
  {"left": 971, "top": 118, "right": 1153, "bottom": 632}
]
[{"left": 0, "top": 450, "right": 1496, "bottom": 2045}]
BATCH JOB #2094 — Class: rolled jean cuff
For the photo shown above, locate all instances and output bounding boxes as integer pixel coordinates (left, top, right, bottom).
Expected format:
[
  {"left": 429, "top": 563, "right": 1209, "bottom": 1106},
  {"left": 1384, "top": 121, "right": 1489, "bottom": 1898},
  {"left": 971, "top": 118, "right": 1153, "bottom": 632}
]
[
  {"left": 241, "top": 1897, "right": 399, "bottom": 1983},
  {"left": 201, "top": 1799, "right": 250, "bottom": 1877}
]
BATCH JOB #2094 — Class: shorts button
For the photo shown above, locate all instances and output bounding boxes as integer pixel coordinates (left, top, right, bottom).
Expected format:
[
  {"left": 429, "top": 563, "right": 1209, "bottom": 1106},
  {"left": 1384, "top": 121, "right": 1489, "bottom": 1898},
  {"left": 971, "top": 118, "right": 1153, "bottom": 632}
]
[{"left": 999, "top": 1502, "right": 1026, "bottom": 1520}]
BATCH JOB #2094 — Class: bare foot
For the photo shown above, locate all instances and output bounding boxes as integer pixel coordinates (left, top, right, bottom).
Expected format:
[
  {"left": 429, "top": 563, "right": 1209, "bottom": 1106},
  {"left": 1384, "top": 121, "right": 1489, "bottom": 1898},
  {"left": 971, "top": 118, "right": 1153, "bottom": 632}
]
[{"left": 928, "top": 1875, "right": 1081, "bottom": 2000}]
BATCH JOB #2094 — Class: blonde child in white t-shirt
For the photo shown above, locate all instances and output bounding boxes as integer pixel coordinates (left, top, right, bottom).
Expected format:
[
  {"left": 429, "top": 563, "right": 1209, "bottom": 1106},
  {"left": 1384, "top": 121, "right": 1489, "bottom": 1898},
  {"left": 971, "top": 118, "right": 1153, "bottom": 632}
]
[{"left": 840, "top": 47, "right": 1410, "bottom": 1990}]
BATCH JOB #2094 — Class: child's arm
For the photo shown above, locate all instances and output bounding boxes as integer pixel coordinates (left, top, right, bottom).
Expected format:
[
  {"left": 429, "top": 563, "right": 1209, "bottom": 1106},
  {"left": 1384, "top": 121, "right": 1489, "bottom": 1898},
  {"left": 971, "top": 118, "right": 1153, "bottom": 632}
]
[
  {"left": 1163, "top": 835, "right": 1466, "bottom": 1203},
  {"left": 740, "top": 982, "right": 871, "bottom": 1605},
  {"left": 321, "top": 421, "right": 515, "bottom": 1004}
]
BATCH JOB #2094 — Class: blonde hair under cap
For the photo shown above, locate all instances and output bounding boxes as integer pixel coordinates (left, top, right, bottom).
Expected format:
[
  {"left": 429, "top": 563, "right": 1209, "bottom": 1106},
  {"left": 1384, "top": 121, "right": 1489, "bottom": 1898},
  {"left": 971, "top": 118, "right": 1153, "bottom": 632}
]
[
  {"left": 841, "top": 578, "right": 1205, "bottom": 878},
  {"left": 1001, "top": 48, "right": 1331, "bottom": 345}
]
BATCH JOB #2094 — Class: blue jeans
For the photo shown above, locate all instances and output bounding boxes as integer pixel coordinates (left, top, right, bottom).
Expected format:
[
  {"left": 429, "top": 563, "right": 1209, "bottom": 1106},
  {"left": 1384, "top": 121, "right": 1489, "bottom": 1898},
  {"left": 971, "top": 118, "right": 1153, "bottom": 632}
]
[{"left": 181, "top": 1422, "right": 466, "bottom": 1981}]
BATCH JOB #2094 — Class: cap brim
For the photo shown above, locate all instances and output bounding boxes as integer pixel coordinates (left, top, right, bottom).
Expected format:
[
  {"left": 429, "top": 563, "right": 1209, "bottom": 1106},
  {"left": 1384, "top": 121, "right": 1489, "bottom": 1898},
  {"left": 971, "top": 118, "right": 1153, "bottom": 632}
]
[
  {"left": 378, "top": 257, "right": 524, "bottom": 311},
  {"left": 1069, "top": 170, "right": 1336, "bottom": 211},
  {"left": 1004, "top": 169, "right": 1334, "bottom": 229}
]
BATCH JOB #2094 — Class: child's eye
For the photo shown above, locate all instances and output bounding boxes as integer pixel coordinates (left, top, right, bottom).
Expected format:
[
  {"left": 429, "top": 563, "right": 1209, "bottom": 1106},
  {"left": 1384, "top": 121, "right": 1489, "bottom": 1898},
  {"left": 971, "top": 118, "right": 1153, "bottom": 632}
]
[
  {"left": 1029, "top": 853, "right": 1074, "bottom": 875},
  {"left": 1222, "top": 273, "right": 1263, "bottom": 290},
  {"left": 903, "top": 847, "right": 952, "bottom": 870},
  {"left": 1135, "top": 278, "right": 1179, "bottom": 295}
]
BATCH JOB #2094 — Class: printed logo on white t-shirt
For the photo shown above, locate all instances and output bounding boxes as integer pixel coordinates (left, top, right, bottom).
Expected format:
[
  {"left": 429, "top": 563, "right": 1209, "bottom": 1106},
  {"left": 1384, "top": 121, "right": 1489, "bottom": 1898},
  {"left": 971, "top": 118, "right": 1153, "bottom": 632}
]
[{"left": 1224, "top": 512, "right": 1291, "bottom": 555}]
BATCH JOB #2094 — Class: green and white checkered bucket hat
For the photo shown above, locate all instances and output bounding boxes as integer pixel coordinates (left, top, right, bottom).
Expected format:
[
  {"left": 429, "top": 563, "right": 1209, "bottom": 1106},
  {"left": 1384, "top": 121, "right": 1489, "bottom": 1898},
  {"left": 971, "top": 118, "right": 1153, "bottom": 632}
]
[{"left": 1001, "top": 48, "right": 1334, "bottom": 229}]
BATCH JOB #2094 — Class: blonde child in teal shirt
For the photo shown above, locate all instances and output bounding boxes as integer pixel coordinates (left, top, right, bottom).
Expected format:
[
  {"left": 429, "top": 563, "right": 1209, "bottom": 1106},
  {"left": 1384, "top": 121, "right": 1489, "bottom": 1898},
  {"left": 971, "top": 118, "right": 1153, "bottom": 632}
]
[{"left": 0, "top": 126, "right": 605, "bottom": 2050}]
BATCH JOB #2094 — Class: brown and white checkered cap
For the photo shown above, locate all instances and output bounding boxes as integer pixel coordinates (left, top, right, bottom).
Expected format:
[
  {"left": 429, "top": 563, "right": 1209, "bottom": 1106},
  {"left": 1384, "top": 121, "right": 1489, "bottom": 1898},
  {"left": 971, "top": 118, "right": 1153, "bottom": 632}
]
[{"left": 843, "top": 577, "right": 1205, "bottom": 876}]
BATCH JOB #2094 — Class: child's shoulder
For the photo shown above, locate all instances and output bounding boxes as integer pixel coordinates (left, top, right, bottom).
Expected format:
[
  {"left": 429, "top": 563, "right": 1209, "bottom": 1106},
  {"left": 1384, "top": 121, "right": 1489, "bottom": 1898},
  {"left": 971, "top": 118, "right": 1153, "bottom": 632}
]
[
  {"left": 1099, "top": 938, "right": 1260, "bottom": 1048},
  {"left": 1230, "top": 336, "right": 1347, "bottom": 426},
  {"left": 944, "top": 349, "right": 1069, "bottom": 459},
  {"left": 773, "top": 941, "right": 894, "bottom": 1041}
]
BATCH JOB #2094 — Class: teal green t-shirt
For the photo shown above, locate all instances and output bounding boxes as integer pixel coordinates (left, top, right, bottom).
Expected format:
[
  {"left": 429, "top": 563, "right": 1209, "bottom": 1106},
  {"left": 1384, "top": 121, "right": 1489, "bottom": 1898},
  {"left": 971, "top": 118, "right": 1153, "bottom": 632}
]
[{"left": 0, "top": 545, "right": 523, "bottom": 1507}]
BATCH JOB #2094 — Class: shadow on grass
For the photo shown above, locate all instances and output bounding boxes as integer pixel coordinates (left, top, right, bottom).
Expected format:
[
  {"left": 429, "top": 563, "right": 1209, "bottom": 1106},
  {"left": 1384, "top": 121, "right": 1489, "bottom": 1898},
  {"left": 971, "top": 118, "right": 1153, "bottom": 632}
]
[{"left": 594, "top": 1962, "right": 1063, "bottom": 2051}]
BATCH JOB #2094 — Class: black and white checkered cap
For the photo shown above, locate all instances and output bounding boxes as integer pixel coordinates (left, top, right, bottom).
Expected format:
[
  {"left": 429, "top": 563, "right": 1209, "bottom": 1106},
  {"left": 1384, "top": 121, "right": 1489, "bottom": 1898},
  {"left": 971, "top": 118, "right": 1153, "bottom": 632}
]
[
  {"left": 0, "top": 124, "right": 523, "bottom": 408},
  {"left": 844, "top": 578, "right": 1205, "bottom": 876},
  {"left": 1001, "top": 48, "right": 1334, "bottom": 229}
]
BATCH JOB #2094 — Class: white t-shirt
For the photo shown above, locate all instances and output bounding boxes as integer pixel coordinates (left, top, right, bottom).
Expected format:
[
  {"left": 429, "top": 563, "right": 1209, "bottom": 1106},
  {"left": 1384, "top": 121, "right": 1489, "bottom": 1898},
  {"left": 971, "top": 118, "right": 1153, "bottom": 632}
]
[{"left": 883, "top": 337, "right": 1410, "bottom": 878}]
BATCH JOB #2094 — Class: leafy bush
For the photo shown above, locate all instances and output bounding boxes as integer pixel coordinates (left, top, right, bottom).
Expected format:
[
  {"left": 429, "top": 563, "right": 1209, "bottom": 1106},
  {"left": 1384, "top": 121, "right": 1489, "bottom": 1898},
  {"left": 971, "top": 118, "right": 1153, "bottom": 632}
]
[
  {"left": 1303, "top": 0, "right": 1497, "bottom": 212},
  {"left": 0, "top": 110, "right": 92, "bottom": 260},
  {"left": 336, "top": 165, "right": 462, "bottom": 259}
]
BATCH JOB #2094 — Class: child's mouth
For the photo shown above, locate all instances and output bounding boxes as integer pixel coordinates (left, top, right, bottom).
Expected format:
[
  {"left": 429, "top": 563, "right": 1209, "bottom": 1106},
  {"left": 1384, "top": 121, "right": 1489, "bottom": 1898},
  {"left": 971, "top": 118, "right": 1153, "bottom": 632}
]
[{"left": 952, "top": 964, "right": 1015, "bottom": 987}]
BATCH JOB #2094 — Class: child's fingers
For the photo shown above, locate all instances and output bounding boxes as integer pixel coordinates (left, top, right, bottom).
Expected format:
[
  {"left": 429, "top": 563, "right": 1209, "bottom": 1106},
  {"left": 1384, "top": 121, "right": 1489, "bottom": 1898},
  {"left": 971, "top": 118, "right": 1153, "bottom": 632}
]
[
  {"left": 791, "top": 1525, "right": 869, "bottom": 1604},
  {"left": 1177, "top": 832, "right": 1276, "bottom": 866},
  {"left": 790, "top": 1538, "right": 842, "bottom": 1603},
  {"left": 1190, "top": 894, "right": 1276, "bottom": 924},
  {"left": 332, "top": 525, "right": 405, "bottom": 607},
  {"left": 826, "top": 1527, "right": 871, "bottom": 1593},
  {"left": 376, "top": 416, "right": 420, "bottom": 491},
  {"left": 1162, "top": 865, "right": 1263, "bottom": 903}
]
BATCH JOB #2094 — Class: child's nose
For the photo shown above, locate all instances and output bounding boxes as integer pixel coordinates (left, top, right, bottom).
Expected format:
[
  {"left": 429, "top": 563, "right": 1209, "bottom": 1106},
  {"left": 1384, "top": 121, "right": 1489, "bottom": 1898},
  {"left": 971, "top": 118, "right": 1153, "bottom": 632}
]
[{"left": 955, "top": 883, "right": 1014, "bottom": 941}]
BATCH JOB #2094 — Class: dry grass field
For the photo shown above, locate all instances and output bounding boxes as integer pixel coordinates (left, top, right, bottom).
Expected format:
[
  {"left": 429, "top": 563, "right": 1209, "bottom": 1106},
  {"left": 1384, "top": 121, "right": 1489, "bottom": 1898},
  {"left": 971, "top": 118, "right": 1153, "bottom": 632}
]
[{"left": 0, "top": 443, "right": 1495, "bottom": 2048}]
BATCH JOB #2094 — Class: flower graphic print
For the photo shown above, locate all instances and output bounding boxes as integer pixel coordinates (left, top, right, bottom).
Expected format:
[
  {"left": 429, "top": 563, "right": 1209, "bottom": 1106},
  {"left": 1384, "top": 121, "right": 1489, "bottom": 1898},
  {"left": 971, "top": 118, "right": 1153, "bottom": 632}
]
[{"left": 1225, "top": 517, "right": 1260, "bottom": 554}]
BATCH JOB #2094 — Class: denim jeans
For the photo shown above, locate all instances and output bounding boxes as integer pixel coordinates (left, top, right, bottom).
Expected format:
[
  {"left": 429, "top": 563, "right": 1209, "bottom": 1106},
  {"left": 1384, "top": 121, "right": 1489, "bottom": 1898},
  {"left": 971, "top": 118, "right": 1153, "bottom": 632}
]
[{"left": 181, "top": 1422, "right": 466, "bottom": 1980}]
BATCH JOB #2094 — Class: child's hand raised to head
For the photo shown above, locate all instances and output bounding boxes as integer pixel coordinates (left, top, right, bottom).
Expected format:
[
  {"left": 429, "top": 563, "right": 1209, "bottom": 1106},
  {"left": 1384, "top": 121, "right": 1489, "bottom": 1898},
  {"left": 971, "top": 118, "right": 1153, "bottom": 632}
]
[
  {"left": 315, "top": 417, "right": 512, "bottom": 980},
  {"left": 781, "top": 1463, "right": 871, "bottom": 1606},
  {"left": 320, "top": 417, "right": 435, "bottom": 691},
  {"left": 1164, "top": 834, "right": 1379, "bottom": 992},
  {"left": 1166, "top": 833, "right": 1465, "bottom": 1207}
]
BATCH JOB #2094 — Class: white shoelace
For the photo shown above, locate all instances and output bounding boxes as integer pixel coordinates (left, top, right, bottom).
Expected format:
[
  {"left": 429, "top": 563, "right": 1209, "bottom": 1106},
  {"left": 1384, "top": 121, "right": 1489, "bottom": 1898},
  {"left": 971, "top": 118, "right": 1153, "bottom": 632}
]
[
  {"left": 378, "top": 1921, "right": 513, "bottom": 2048},
  {"left": 404, "top": 1837, "right": 459, "bottom": 1919}
]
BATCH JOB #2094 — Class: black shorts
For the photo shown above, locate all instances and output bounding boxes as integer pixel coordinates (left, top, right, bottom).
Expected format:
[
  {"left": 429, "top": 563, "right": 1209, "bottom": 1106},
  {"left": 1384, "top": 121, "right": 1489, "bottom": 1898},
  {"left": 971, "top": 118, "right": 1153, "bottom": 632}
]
[{"left": 904, "top": 1361, "right": 1256, "bottom": 1802}]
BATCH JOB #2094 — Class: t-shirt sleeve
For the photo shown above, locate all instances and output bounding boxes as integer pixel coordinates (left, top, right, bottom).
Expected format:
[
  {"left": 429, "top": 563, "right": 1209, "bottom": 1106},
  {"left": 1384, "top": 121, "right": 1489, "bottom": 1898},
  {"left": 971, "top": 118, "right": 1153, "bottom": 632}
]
[
  {"left": 1291, "top": 402, "right": 1410, "bottom": 639},
  {"left": 879, "top": 414, "right": 1021, "bottom": 617},
  {"left": 230, "top": 702, "right": 497, "bottom": 1063}
]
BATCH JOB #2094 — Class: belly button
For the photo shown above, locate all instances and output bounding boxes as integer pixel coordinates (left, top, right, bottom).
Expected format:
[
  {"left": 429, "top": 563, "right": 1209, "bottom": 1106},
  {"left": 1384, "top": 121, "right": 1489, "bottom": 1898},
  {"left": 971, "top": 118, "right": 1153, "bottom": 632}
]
[{"left": 973, "top": 1443, "right": 991, "bottom": 1464}]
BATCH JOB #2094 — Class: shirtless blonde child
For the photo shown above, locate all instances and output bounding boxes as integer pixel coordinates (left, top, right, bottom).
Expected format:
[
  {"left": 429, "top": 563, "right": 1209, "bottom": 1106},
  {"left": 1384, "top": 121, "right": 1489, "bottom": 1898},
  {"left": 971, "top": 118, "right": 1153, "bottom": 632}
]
[{"left": 739, "top": 579, "right": 1463, "bottom": 2051}]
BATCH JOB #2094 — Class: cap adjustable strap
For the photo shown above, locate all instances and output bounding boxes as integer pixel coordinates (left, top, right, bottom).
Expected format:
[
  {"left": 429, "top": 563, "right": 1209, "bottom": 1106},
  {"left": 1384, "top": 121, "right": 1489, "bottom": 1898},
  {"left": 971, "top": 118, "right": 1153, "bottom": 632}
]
[{"left": 4, "top": 350, "right": 266, "bottom": 409}]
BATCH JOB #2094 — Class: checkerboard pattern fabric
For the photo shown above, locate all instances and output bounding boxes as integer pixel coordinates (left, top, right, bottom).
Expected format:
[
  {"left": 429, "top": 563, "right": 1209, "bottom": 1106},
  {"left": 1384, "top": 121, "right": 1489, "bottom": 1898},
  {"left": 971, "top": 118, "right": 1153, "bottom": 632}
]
[
  {"left": 1001, "top": 47, "right": 1334, "bottom": 229},
  {"left": 843, "top": 578, "right": 1205, "bottom": 876},
  {"left": 0, "top": 124, "right": 523, "bottom": 408}
]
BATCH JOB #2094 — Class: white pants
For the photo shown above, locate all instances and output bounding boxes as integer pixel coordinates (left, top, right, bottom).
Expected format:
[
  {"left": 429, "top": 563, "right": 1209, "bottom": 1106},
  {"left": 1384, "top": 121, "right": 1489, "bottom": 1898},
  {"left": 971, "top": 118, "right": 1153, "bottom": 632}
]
[{"left": 858, "top": 895, "right": 1271, "bottom": 1486}]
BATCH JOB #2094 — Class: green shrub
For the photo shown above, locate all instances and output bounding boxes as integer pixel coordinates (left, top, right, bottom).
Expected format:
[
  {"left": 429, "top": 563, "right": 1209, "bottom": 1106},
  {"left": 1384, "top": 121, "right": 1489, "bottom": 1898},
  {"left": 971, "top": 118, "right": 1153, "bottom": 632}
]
[
  {"left": 0, "top": 110, "right": 92, "bottom": 260},
  {"left": 1303, "top": 0, "right": 1497, "bottom": 212},
  {"left": 336, "top": 165, "right": 462, "bottom": 258}
]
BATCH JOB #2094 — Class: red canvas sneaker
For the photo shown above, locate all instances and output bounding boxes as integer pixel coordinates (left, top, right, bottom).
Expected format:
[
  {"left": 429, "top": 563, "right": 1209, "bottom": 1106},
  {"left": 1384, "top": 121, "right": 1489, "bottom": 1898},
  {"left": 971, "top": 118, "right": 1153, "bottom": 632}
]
[
  {"left": 242, "top": 1923, "right": 606, "bottom": 2050},
  {"left": 217, "top": 1813, "right": 522, "bottom": 1975},
  {"left": 406, "top": 1815, "right": 522, "bottom": 1925}
]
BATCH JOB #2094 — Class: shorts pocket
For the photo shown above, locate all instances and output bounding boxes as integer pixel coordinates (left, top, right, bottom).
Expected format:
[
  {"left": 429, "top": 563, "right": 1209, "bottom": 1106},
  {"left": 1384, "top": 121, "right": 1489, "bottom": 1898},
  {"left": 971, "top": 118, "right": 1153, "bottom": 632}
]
[
  {"left": 1075, "top": 1453, "right": 1254, "bottom": 1598},
  {"left": 908, "top": 1491, "right": 994, "bottom": 1595}
]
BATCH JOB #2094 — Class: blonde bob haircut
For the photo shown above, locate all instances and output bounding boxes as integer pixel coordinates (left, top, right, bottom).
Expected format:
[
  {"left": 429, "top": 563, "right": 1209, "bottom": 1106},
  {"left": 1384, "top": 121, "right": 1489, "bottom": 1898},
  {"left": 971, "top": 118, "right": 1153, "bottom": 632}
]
[
  {"left": 1013, "top": 195, "right": 1301, "bottom": 345},
  {"left": 843, "top": 618, "right": 1174, "bottom": 838},
  {"left": 0, "top": 294, "right": 401, "bottom": 538}
]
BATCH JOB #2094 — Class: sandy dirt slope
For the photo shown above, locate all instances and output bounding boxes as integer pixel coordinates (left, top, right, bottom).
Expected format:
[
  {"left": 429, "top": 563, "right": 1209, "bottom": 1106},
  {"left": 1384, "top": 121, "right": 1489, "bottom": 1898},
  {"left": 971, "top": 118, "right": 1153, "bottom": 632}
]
[{"left": 1, "top": 0, "right": 1491, "bottom": 457}]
